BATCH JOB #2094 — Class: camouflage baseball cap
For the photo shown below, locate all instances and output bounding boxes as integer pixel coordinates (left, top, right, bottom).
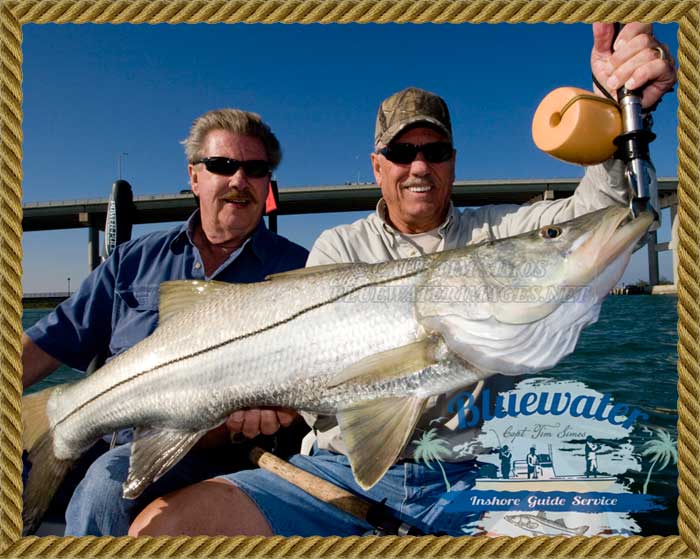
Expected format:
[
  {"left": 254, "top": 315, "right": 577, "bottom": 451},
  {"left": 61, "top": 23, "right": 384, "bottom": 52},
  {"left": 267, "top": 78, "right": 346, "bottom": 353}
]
[{"left": 374, "top": 87, "right": 452, "bottom": 147}]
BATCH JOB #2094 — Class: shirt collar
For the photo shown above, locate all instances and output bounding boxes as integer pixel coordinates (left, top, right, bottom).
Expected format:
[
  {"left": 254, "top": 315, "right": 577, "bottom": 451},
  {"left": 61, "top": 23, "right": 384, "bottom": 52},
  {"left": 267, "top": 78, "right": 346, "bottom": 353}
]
[
  {"left": 171, "top": 209, "right": 274, "bottom": 263},
  {"left": 375, "top": 199, "right": 456, "bottom": 236},
  {"left": 169, "top": 212, "right": 197, "bottom": 249}
]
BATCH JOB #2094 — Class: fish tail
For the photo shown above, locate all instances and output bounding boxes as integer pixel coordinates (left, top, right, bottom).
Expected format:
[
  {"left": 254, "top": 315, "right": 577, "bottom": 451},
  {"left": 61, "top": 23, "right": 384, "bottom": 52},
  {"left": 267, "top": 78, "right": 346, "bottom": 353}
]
[
  {"left": 21, "top": 388, "right": 74, "bottom": 535},
  {"left": 22, "top": 387, "right": 55, "bottom": 451}
]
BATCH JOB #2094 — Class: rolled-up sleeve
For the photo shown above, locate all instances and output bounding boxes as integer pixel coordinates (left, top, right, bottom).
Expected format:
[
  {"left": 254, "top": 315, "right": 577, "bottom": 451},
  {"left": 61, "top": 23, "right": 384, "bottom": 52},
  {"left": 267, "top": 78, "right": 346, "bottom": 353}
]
[
  {"left": 25, "top": 254, "right": 118, "bottom": 372},
  {"left": 468, "top": 160, "right": 630, "bottom": 240}
]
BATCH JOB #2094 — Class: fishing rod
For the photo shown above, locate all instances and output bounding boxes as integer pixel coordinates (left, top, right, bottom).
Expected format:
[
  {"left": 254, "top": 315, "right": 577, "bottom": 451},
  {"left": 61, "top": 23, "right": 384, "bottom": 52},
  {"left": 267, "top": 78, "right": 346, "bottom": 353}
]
[
  {"left": 609, "top": 22, "right": 660, "bottom": 221},
  {"left": 86, "top": 179, "right": 134, "bottom": 377},
  {"left": 531, "top": 23, "right": 661, "bottom": 227},
  {"left": 489, "top": 428, "right": 502, "bottom": 450},
  {"left": 103, "top": 179, "right": 134, "bottom": 260},
  {"left": 249, "top": 447, "right": 439, "bottom": 536},
  {"left": 84, "top": 180, "right": 134, "bottom": 447}
]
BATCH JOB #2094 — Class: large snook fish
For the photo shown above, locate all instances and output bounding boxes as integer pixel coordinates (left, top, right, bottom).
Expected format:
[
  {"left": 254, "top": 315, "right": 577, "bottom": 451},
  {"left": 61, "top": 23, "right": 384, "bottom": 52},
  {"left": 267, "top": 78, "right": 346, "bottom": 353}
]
[{"left": 22, "top": 205, "right": 652, "bottom": 534}]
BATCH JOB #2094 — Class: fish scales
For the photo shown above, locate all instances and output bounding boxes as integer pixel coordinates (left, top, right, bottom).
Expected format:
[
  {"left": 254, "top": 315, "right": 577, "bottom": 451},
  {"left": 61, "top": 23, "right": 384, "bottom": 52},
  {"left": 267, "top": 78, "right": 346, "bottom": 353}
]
[{"left": 49, "top": 262, "right": 434, "bottom": 458}]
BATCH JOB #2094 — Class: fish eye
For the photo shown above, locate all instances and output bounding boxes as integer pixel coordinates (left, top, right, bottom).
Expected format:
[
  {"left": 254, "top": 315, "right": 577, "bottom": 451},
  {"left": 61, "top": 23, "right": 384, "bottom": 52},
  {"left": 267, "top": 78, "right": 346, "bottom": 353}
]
[{"left": 540, "top": 225, "right": 562, "bottom": 239}]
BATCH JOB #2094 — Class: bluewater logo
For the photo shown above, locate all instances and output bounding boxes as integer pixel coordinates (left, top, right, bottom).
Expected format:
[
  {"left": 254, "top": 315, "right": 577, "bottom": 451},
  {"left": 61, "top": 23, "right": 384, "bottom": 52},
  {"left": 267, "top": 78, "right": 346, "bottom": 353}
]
[
  {"left": 447, "top": 388, "right": 649, "bottom": 430},
  {"left": 425, "top": 378, "right": 675, "bottom": 537}
]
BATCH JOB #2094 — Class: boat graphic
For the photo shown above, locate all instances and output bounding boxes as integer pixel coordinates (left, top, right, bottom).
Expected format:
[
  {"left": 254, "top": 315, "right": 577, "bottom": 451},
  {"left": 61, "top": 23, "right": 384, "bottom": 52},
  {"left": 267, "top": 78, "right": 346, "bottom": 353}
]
[{"left": 474, "top": 445, "right": 619, "bottom": 492}]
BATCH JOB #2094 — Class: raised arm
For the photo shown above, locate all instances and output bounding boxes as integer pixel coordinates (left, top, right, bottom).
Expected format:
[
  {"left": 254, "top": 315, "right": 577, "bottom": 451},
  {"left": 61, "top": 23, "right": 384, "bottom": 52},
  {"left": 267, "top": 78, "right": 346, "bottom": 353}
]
[{"left": 21, "top": 333, "right": 61, "bottom": 390}]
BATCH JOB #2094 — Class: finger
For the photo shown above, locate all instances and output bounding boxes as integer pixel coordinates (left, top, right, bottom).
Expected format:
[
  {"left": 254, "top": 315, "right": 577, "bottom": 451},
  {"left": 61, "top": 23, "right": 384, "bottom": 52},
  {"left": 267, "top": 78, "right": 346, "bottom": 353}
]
[
  {"left": 609, "top": 31, "right": 655, "bottom": 69},
  {"left": 591, "top": 23, "right": 620, "bottom": 98},
  {"left": 592, "top": 22, "right": 616, "bottom": 57},
  {"left": 611, "top": 22, "right": 654, "bottom": 53},
  {"left": 226, "top": 410, "right": 246, "bottom": 433},
  {"left": 641, "top": 75, "right": 676, "bottom": 109},
  {"left": 242, "top": 408, "right": 261, "bottom": 438},
  {"left": 259, "top": 409, "right": 281, "bottom": 435},
  {"left": 607, "top": 46, "right": 663, "bottom": 91},
  {"left": 622, "top": 57, "right": 672, "bottom": 92},
  {"left": 276, "top": 408, "right": 298, "bottom": 427},
  {"left": 610, "top": 53, "right": 675, "bottom": 109}
]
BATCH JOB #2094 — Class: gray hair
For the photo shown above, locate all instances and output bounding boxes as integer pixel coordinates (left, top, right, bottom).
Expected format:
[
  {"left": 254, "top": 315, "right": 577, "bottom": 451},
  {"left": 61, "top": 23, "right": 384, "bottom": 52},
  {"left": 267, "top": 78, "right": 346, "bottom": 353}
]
[{"left": 181, "top": 109, "right": 282, "bottom": 169}]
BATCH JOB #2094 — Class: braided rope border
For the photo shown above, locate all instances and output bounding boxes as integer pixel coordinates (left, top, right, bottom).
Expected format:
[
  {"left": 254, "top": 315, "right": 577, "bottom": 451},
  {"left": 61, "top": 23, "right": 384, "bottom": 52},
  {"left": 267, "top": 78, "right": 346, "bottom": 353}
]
[{"left": 0, "top": 0, "right": 697, "bottom": 557}]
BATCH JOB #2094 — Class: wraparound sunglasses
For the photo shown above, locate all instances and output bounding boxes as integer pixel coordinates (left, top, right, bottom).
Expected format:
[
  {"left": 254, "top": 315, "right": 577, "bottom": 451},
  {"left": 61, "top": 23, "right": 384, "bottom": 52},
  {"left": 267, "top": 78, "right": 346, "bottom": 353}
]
[
  {"left": 193, "top": 157, "right": 271, "bottom": 178},
  {"left": 378, "top": 141, "right": 454, "bottom": 165}
]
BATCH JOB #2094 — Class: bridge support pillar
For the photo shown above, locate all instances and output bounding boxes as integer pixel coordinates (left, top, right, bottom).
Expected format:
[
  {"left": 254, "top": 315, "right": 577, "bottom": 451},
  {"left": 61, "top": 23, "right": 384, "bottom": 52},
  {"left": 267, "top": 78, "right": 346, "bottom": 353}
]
[
  {"left": 88, "top": 224, "right": 100, "bottom": 271},
  {"left": 670, "top": 203, "right": 678, "bottom": 287},
  {"left": 647, "top": 230, "right": 659, "bottom": 286},
  {"left": 80, "top": 211, "right": 102, "bottom": 271}
]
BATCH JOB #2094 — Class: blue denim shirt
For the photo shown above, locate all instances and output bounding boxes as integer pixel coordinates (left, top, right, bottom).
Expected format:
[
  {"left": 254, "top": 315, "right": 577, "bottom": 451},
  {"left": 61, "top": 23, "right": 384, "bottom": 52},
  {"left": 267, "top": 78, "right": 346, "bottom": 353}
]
[{"left": 26, "top": 212, "right": 309, "bottom": 371}]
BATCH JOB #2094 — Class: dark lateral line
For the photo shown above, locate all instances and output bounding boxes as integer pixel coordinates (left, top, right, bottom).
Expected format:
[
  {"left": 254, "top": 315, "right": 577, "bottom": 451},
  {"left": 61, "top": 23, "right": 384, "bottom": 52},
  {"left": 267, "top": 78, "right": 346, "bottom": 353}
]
[{"left": 56, "top": 265, "right": 427, "bottom": 427}]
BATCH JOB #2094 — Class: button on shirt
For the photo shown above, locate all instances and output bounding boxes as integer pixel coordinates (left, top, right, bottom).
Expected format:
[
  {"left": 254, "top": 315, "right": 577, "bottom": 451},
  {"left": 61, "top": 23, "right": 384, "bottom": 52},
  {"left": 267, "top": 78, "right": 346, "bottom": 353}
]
[{"left": 26, "top": 211, "right": 309, "bottom": 371}]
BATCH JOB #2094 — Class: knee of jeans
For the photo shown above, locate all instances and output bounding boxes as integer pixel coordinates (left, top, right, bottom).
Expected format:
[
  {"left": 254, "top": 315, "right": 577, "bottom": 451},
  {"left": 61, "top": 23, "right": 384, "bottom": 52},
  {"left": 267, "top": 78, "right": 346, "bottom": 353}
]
[{"left": 73, "top": 451, "right": 129, "bottom": 504}]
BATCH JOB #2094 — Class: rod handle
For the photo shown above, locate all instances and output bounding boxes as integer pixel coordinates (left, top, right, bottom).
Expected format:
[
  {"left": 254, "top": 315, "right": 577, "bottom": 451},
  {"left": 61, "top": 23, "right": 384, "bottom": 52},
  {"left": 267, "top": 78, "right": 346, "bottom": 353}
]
[{"left": 249, "top": 447, "right": 371, "bottom": 521}]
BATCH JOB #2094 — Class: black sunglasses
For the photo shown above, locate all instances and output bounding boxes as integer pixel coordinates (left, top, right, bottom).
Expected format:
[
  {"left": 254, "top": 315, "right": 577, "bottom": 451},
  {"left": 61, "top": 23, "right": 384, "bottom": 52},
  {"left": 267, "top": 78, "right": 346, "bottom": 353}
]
[
  {"left": 193, "top": 157, "right": 271, "bottom": 179},
  {"left": 378, "top": 141, "right": 454, "bottom": 165}
]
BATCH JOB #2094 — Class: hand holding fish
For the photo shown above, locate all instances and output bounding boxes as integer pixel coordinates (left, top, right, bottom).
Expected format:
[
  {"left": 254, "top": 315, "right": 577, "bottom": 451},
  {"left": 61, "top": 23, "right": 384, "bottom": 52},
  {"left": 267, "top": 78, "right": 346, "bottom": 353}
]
[
  {"left": 590, "top": 22, "right": 676, "bottom": 109},
  {"left": 226, "top": 408, "right": 298, "bottom": 438}
]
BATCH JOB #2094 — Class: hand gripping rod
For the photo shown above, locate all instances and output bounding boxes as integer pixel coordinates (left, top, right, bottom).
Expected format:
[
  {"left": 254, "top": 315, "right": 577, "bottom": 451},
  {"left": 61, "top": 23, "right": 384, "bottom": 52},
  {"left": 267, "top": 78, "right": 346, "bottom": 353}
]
[{"left": 610, "top": 23, "right": 660, "bottom": 221}]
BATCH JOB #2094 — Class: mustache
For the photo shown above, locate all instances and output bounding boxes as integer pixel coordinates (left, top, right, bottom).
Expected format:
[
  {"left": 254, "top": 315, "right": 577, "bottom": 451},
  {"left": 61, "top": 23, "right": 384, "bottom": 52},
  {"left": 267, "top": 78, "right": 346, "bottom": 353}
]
[{"left": 222, "top": 189, "right": 257, "bottom": 203}]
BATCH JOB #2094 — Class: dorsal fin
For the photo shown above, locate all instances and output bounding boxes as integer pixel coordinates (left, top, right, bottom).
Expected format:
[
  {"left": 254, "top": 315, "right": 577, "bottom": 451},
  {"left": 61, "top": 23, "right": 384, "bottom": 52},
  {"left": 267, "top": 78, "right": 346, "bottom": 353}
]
[
  {"left": 265, "top": 262, "right": 356, "bottom": 281},
  {"left": 158, "top": 280, "right": 231, "bottom": 322}
]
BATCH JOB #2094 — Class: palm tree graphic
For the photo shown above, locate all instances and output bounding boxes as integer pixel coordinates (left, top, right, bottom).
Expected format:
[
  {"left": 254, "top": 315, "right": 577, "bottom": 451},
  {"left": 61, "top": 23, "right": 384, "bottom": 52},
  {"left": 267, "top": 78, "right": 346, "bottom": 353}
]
[
  {"left": 640, "top": 428, "right": 678, "bottom": 494},
  {"left": 412, "top": 428, "right": 452, "bottom": 491}
]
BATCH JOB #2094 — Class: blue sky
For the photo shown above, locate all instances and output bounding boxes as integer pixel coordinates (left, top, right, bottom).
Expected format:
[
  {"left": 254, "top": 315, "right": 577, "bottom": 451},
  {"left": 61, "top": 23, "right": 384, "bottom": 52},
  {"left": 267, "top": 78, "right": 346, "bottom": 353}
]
[{"left": 21, "top": 22, "right": 679, "bottom": 292}]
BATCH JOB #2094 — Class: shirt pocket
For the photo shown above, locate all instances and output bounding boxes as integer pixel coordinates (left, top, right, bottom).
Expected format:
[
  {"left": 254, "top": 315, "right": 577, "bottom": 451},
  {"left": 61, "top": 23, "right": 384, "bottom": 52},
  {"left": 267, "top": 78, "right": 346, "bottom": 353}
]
[{"left": 111, "top": 285, "right": 160, "bottom": 355}]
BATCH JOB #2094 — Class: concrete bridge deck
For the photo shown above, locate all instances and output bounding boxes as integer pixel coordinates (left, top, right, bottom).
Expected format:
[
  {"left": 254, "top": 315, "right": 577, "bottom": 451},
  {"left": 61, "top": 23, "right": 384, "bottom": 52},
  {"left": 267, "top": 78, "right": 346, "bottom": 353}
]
[
  {"left": 22, "top": 177, "right": 678, "bottom": 231},
  {"left": 22, "top": 177, "right": 679, "bottom": 286}
]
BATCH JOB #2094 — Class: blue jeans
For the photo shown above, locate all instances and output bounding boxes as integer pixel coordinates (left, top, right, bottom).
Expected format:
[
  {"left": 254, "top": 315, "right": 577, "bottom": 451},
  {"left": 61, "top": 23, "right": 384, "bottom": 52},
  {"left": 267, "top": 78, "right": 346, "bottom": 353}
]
[
  {"left": 63, "top": 441, "right": 255, "bottom": 536},
  {"left": 221, "top": 449, "right": 495, "bottom": 537}
]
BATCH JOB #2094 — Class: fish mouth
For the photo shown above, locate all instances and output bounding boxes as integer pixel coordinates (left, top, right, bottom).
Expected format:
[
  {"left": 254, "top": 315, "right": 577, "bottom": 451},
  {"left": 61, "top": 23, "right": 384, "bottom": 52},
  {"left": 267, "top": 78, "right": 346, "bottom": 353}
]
[
  {"left": 569, "top": 206, "right": 653, "bottom": 283},
  {"left": 597, "top": 207, "right": 653, "bottom": 264}
]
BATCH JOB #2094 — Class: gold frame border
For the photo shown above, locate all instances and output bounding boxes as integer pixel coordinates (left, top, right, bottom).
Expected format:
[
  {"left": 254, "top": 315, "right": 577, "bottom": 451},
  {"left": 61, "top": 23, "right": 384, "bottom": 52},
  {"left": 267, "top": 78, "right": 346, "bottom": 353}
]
[{"left": 1, "top": 1, "right": 697, "bottom": 557}]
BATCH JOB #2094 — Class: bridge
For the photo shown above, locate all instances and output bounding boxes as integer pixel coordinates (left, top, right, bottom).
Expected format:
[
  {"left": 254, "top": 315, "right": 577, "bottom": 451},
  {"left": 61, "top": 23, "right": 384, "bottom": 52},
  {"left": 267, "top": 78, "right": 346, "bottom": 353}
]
[{"left": 22, "top": 177, "right": 679, "bottom": 286}]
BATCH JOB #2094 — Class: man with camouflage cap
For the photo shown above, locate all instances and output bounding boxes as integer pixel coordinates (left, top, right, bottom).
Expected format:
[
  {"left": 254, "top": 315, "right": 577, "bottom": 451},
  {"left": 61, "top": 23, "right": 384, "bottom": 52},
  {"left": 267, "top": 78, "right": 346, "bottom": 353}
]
[{"left": 130, "top": 22, "right": 676, "bottom": 537}]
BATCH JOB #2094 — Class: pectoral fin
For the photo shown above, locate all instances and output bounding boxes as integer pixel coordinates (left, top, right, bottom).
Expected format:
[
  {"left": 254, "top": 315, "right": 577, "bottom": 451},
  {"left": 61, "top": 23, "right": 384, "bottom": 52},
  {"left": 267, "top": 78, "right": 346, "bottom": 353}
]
[
  {"left": 328, "top": 337, "right": 442, "bottom": 388},
  {"left": 123, "top": 427, "right": 209, "bottom": 499},
  {"left": 337, "top": 396, "right": 427, "bottom": 490}
]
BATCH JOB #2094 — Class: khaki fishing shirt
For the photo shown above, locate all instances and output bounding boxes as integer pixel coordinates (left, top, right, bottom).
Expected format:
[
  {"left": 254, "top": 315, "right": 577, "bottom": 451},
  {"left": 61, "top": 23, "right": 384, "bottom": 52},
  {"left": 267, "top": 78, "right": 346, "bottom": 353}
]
[{"left": 301, "top": 160, "right": 629, "bottom": 461}]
